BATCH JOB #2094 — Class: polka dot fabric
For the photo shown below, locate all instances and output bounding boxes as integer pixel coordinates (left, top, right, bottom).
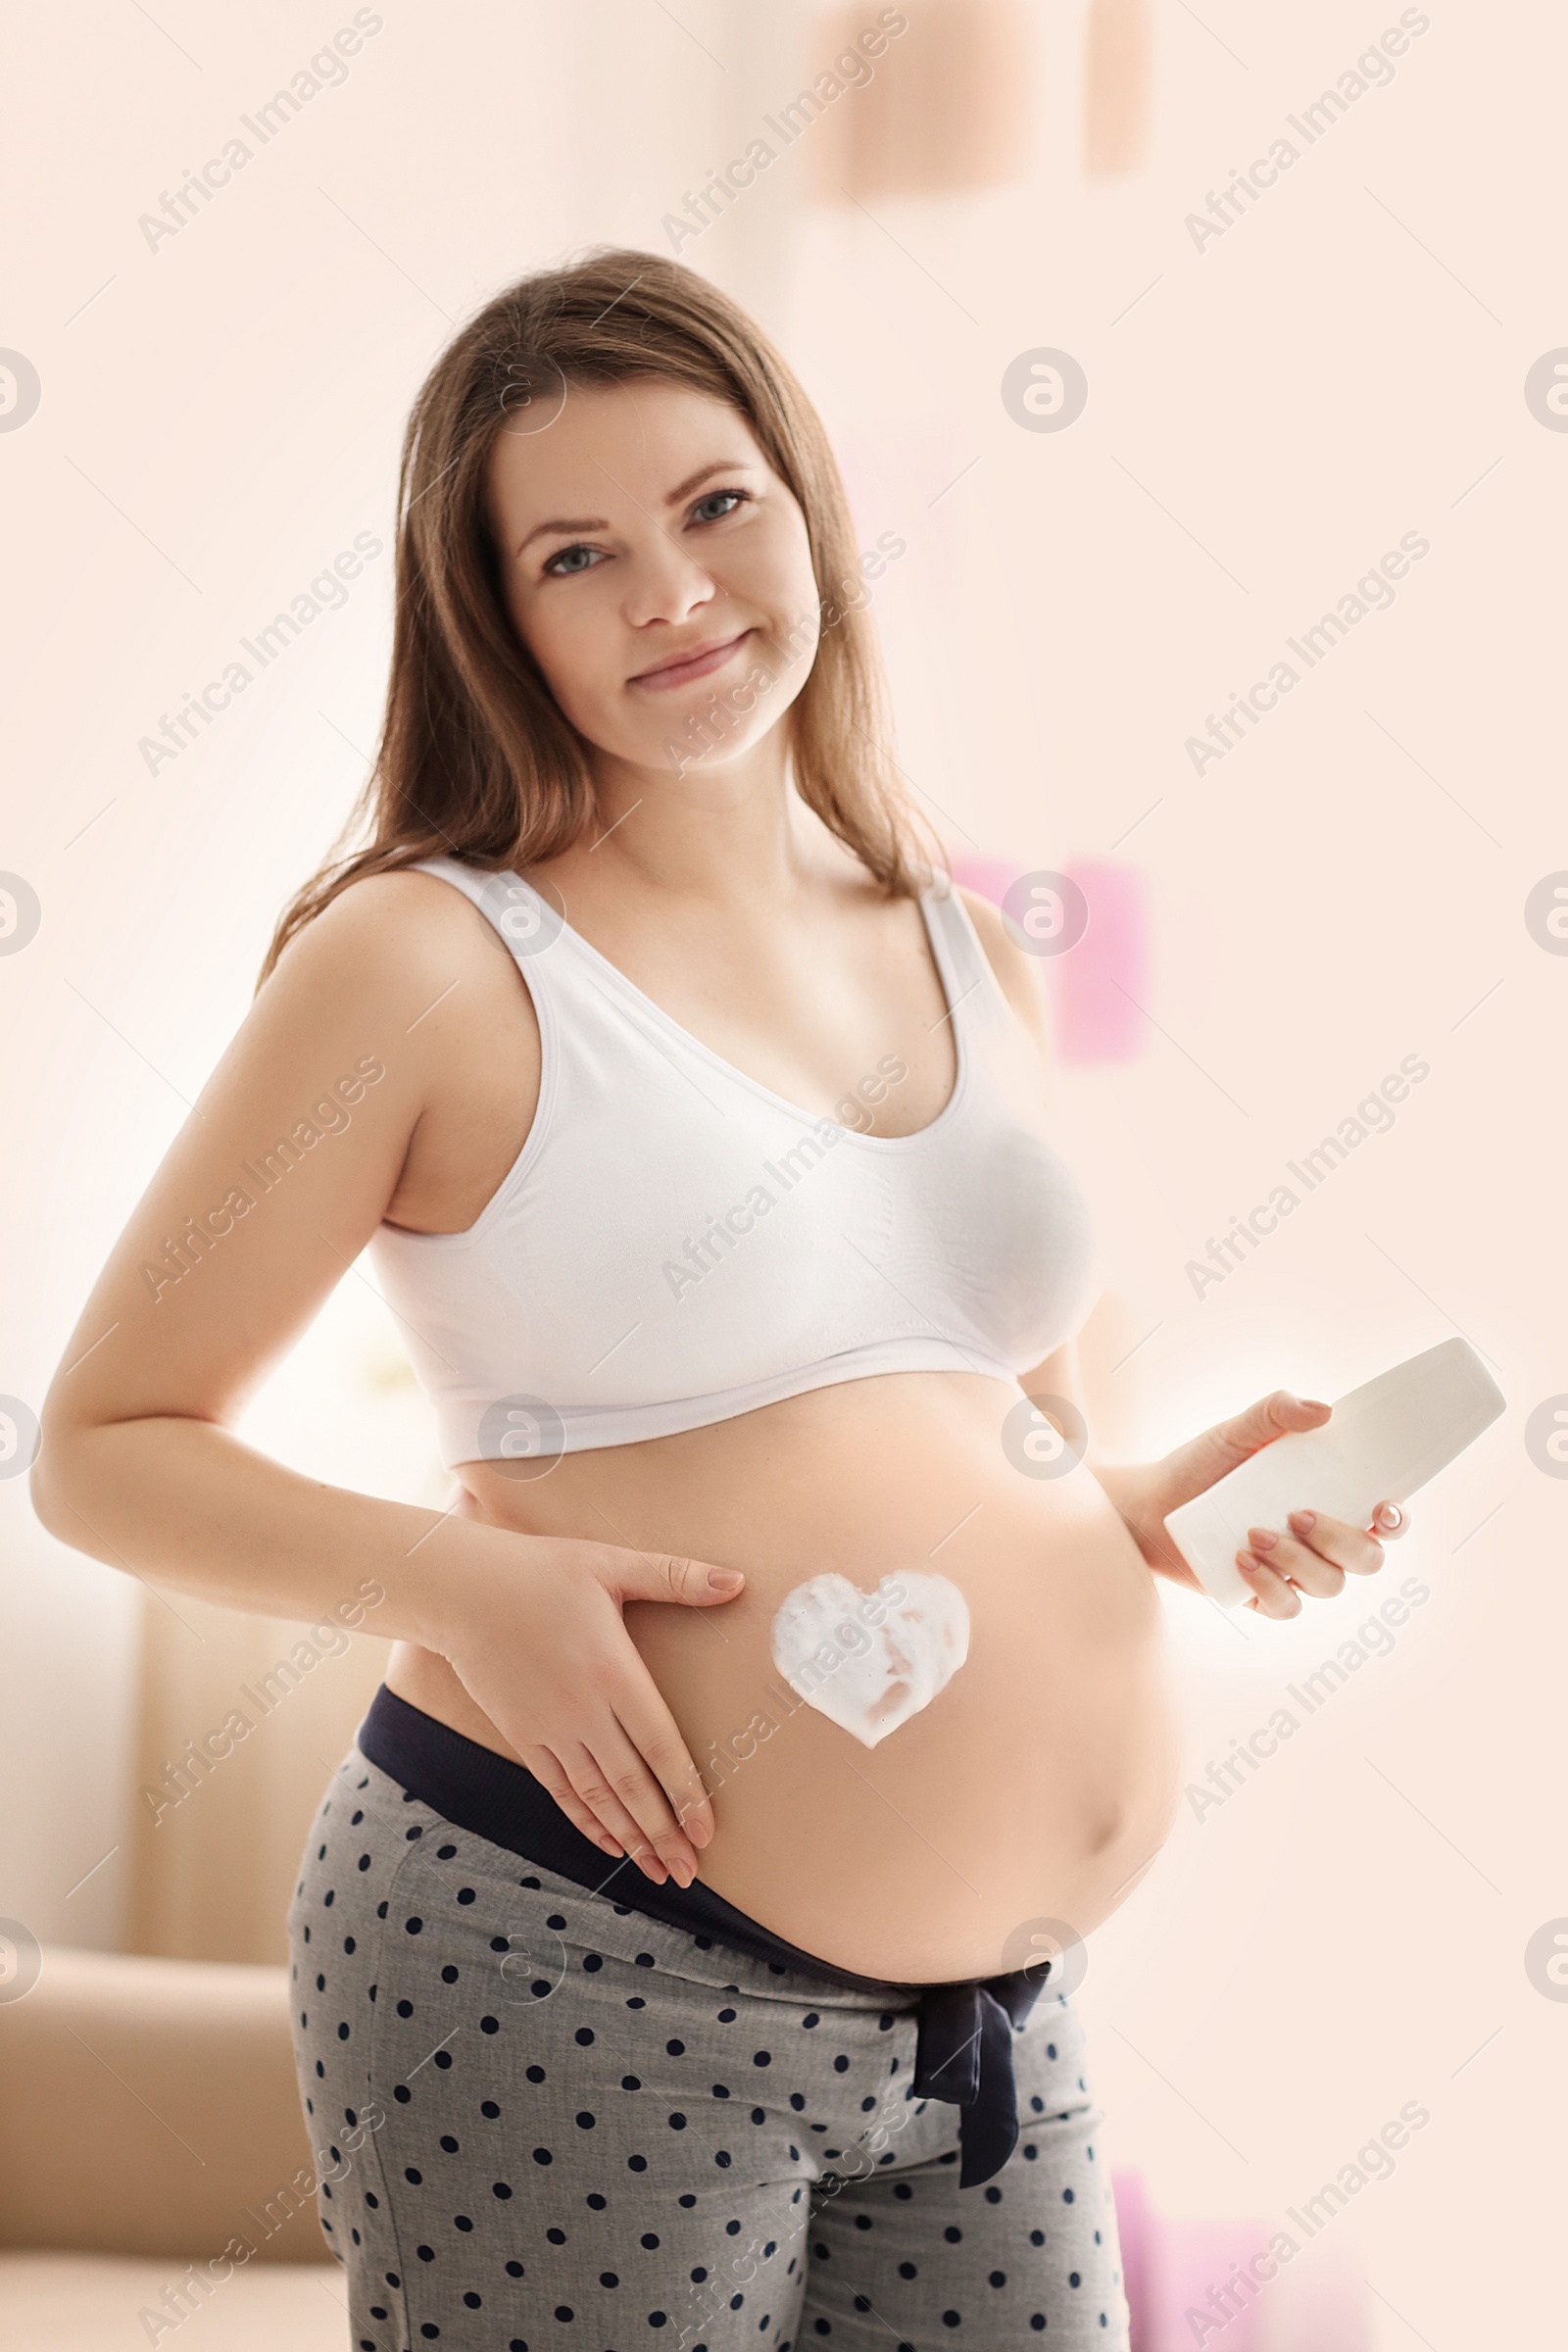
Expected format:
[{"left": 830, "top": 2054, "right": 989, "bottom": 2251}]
[{"left": 287, "top": 1745, "right": 1130, "bottom": 2349}]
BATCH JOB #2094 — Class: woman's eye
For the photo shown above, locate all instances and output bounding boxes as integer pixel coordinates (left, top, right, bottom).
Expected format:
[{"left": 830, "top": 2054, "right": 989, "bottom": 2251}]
[
  {"left": 691, "top": 489, "right": 747, "bottom": 523},
  {"left": 542, "top": 543, "right": 604, "bottom": 578},
  {"left": 541, "top": 492, "right": 747, "bottom": 573}
]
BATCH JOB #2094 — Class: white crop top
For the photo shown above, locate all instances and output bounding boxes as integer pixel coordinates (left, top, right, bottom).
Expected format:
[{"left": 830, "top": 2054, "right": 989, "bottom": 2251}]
[{"left": 368, "top": 857, "right": 1100, "bottom": 1470}]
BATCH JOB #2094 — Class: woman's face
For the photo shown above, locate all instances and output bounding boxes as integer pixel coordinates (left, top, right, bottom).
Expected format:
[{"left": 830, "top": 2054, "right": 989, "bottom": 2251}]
[{"left": 485, "top": 376, "right": 822, "bottom": 778}]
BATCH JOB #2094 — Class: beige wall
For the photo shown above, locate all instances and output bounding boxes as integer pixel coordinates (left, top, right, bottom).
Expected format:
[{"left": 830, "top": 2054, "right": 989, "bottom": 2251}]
[{"left": 3, "top": 2, "right": 1560, "bottom": 2342}]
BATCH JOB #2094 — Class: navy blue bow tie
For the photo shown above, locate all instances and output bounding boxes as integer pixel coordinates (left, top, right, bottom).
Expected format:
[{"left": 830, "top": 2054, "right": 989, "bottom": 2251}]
[{"left": 911, "top": 1968, "right": 1052, "bottom": 2187}]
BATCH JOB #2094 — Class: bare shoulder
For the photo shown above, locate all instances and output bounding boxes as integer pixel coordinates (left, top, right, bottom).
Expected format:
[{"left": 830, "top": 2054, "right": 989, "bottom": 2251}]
[
  {"left": 267, "top": 862, "right": 537, "bottom": 1056},
  {"left": 270, "top": 863, "right": 501, "bottom": 999},
  {"left": 956, "top": 885, "right": 1052, "bottom": 1059}
]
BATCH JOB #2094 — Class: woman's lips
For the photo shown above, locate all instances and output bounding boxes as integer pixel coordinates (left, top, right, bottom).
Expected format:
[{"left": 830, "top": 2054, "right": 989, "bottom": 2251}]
[{"left": 629, "top": 628, "right": 753, "bottom": 691}]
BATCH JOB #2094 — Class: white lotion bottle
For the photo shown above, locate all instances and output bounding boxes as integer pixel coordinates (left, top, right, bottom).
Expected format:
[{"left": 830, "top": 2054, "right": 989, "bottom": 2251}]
[{"left": 1162, "top": 1337, "right": 1506, "bottom": 1608}]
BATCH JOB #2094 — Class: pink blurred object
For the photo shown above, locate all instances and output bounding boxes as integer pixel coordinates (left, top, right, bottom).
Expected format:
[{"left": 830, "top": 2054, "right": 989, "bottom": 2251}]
[
  {"left": 1057, "top": 858, "right": 1147, "bottom": 1065},
  {"left": 947, "top": 851, "right": 1149, "bottom": 1065},
  {"left": 1111, "top": 2170, "right": 1373, "bottom": 2352}
]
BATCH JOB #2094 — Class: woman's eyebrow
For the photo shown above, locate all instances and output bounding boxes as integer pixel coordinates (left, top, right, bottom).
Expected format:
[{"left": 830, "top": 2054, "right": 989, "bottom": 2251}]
[{"left": 514, "top": 460, "right": 759, "bottom": 557}]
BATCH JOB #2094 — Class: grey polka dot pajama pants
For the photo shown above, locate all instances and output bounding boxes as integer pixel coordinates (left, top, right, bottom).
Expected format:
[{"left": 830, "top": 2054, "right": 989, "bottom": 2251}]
[{"left": 287, "top": 1744, "right": 1131, "bottom": 2350}]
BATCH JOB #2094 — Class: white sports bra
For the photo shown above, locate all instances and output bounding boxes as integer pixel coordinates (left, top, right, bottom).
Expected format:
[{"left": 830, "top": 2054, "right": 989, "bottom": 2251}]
[{"left": 368, "top": 857, "right": 1100, "bottom": 1470}]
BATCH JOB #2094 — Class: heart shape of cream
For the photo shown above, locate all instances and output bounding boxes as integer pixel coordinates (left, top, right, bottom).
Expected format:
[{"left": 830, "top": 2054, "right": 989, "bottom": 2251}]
[{"left": 768, "top": 1571, "right": 971, "bottom": 1750}]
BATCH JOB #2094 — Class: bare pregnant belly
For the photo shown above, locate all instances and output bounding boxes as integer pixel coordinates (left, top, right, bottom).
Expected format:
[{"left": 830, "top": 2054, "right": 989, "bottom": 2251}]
[{"left": 385, "top": 1373, "right": 1182, "bottom": 1983}]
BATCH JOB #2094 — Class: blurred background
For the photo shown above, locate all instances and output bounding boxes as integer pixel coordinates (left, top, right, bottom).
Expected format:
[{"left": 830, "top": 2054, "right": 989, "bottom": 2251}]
[{"left": 2, "top": 0, "right": 1563, "bottom": 2342}]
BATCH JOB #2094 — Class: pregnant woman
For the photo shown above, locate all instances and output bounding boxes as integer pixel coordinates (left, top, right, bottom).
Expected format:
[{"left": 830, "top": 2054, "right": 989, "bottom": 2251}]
[{"left": 33, "top": 251, "right": 1406, "bottom": 2351}]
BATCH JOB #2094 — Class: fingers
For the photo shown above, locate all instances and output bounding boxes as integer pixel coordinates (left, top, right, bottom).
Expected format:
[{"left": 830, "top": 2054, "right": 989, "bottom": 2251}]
[
  {"left": 602, "top": 1546, "right": 746, "bottom": 1606},
  {"left": 518, "top": 1749, "right": 629, "bottom": 1863},
  {"left": 610, "top": 1676, "right": 719, "bottom": 1852},
  {"left": 1283, "top": 1508, "right": 1387, "bottom": 1581},
  {"left": 1236, "top": 1550, "right": 1301, "bottom": 1618},
  {"left": 562, "top": 1706, "right": 709, "bottom": 1887},
  {"left": 521, "top": 1721, "right": 698, "bottom": 1884},
  {"left": 1238, "top": 1500, "right": 1406, "bottom": 1617},
  {"left": 544, "top": 1734, "right": 687, "bottom": 1886},
  {"left": 1244, "top": 1524, "right": 1347, "bottom": 1600},
  {"left": 1165, "top": 1391, "right": 1332, "bottom": 1501}
]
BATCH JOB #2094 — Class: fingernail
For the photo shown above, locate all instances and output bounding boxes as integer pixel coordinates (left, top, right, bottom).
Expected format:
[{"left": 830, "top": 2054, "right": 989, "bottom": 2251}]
[
  {"left": 669, "top": 1858, "right": 695, "bottom": 1888},
  {"left": 597, "top": 1835, "right": 623, "bottom": 1857},
  {"left": 708, "top": 1568, "right": 744, "bottom": 1592},
  {"left": 641, "top": 1860, "right": 667, "bottom": 1885},
  {"left": 1248, "top": 1527, "right": 1278, "bottom": 1551},
  {"left": 1298, "top": 1398, "right": 1330, "bottom": 1411},
  {"left": 1377, "top": 1503, "right": 1404, "bottom": 1530},
  {"left": 1288, "top": 1509, "right": 1316, "bottom": 1534},
  {"left": 687, "top": 1817, "right": 711, "bottom": 1847},
  {"left": 1237, "top": 1550, "right": 1261, "bottom": 1573}
]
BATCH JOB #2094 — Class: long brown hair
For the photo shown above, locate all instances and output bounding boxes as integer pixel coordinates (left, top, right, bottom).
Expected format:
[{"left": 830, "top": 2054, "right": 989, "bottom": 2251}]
[{"left": 257, "top": 246, "right": 936, "bottom": 989}]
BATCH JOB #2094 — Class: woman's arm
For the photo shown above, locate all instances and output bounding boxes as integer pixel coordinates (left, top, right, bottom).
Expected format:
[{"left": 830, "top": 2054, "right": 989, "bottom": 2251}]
[
  {"left": 29, "top": 873, "right": 742, "bottom": 1881},
  {"left": 31, "top": 871, "right": 502, "bottom": 1623},
  {"left": 958, "top": 885, "right": 1407, "bottom": 1618}
]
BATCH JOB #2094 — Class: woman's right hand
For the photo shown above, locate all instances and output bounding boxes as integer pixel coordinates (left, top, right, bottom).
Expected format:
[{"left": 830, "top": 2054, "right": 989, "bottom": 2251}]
[{"left": 436, "top": 1532, "right": 746, "bottom": 1886}]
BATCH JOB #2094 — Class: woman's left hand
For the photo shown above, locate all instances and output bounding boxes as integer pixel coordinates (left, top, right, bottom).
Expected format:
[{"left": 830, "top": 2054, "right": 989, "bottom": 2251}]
[{"left": 1095, "top": 1390, "right": 1408, "bottom": 1619}]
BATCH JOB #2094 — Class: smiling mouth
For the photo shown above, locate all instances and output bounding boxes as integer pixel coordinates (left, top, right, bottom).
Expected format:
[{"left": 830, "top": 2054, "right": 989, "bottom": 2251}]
[{"left": 629, "top": 628, "right": 754, "bottom": 690}]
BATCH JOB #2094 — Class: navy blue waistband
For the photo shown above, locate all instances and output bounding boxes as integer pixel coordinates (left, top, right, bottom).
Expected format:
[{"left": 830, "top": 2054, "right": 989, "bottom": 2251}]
[{"left": 356, "top": 1683, "right": 1050, "bottom": 2187}]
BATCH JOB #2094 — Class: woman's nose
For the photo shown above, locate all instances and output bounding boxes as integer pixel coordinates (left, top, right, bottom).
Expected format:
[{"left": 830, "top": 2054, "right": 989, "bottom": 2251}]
[{"left": 620, "top": 536, "right": 717, "bottom": 630}]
